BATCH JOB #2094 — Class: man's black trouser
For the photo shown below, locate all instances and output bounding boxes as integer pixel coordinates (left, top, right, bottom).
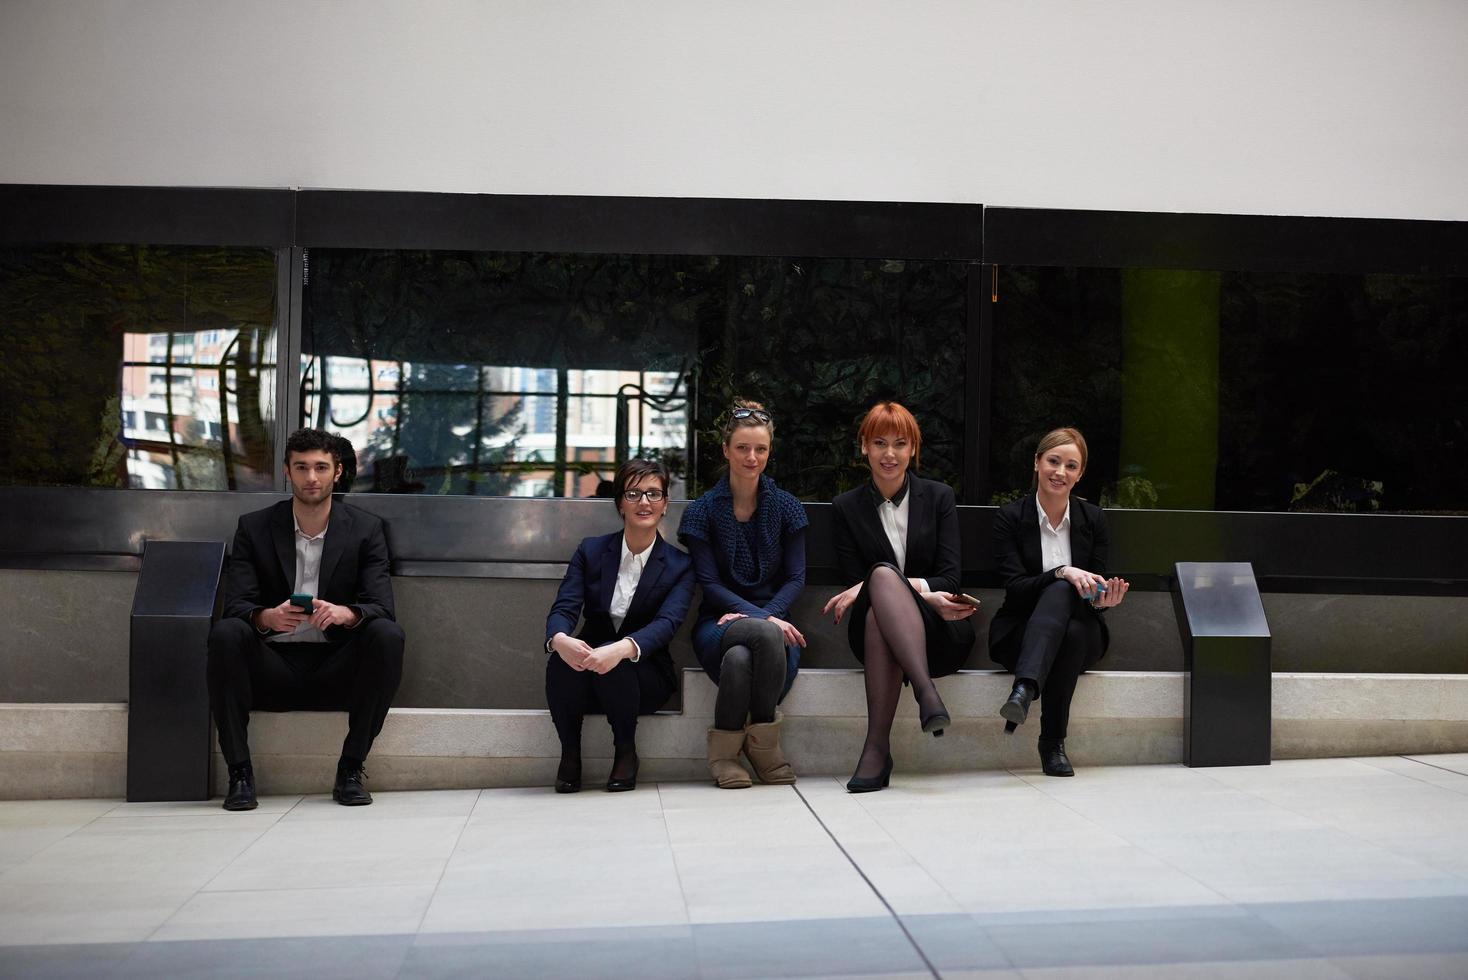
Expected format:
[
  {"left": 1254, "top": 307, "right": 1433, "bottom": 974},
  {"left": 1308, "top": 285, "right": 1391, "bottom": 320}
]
[{"left": 207, "top": 616, "right": 405, "bottom": 767}]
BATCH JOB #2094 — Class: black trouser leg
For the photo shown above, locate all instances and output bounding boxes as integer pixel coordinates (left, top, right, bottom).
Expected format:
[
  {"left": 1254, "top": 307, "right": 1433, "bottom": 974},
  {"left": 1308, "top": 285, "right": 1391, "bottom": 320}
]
[
  {"left": 545, "top": 654, "right": 592, "bottom": 753},
  {"left": 1039, "top": 616, "right": 1103, "bottom": 742},
  {"left": 722, "top": 617, "right": 787, "bottom": 725},
  {"left": 307, "top": 619, "right": 405, "bottom": 763},
  {"left": 207, "top": 618, "right": 297, "bottom": 768},
  {"left": 592, "top": 660, "right": 643, "bottom": 749},
  {"left": 1013, "top": 579, "right": 1087, "bottom": 688}
]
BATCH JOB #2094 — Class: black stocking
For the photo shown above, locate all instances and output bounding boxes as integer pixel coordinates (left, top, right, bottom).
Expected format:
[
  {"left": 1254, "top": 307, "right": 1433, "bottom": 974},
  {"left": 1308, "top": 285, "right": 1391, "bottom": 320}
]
[{"left": 853, "top": 565, "right": 945, "bottom": 778}]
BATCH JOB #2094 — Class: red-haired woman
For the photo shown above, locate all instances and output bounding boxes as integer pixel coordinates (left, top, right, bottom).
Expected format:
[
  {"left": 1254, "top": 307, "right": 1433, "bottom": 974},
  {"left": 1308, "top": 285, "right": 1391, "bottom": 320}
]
[
  {"left": 989, "top": 427, "right": 1129, "bottom": 776},
  {"left": 822, "top": 402, "right": 976, "bottom": 792}
]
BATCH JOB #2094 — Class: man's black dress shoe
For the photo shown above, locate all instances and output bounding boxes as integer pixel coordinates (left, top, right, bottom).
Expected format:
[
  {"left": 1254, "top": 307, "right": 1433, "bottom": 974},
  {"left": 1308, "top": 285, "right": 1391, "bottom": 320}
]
[
  {"left": 606, "top": 749, "right": 638, "bottom": 793},
  {"left": 332, "top": 766, "right": 373, "bottom": 805},
  {"left": 223, "top": 765, "right": 257, "bottom": 811},
  {"left": 1039, "top": 739, "right": 1074, "bottom": 777},
  {"left": 846, "top": 754, "right": 894, "bottom": 793},
  {"left": 1000, "top": 682, "right": 1034, "bottom": 728},
  {"left": 555, "top": 753, "right": 582, "bottom": 794}
]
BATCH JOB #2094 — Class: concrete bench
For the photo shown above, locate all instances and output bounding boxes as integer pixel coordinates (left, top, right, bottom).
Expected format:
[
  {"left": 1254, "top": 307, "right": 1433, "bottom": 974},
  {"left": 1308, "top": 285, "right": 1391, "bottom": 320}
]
[{"left": 4, "top": 668, "right": 1468, "bottom": 798}]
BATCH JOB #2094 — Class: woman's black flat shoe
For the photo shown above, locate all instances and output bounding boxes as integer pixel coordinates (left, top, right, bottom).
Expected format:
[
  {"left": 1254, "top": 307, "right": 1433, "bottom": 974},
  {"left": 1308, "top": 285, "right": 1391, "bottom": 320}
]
[{"left": 846, "top": 754, "right": 894, "bottom": 793}]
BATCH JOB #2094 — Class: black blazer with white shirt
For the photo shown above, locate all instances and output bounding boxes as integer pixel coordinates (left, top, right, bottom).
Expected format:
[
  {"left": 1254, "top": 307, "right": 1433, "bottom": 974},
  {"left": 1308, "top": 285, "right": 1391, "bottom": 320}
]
[
  {"left": 830, "top": 475, "right": 975, "bottom": 663},
  {"left": 988, "top": 493, "right": 1111, "bottom": 658},
  {"left": 544, "top": 531, "right": 695, "bottom": 693},
  {"left": 221, "top": 499, "right": 395, "bottom": 641}
]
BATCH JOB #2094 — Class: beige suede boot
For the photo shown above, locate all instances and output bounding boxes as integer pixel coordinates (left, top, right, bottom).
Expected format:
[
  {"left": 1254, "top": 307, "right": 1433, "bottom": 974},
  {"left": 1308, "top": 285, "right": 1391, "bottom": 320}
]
[
  {"left": 707, "top": 728, "right": 753, "bottom": 789},
  {"left": 743, "top": 713, "right": 797, "bottom": 784}
]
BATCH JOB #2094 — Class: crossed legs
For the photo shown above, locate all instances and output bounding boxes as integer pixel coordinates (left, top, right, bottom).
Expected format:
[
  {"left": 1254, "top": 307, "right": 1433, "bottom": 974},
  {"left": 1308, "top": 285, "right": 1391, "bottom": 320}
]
[{"left": 854, "top": 564, "right": 948, "bottom": 780}]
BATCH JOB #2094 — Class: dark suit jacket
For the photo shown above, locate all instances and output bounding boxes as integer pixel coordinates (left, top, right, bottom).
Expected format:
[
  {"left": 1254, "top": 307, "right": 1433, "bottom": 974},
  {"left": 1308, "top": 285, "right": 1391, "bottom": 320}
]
[
  {"left": 988, "top": 493, "right": 1110, "bottom": 656},
  {"left": 222, "top": 499, "right": 396, "bottom": 641},
  {"left": 831, "top": 476, "right": 975, "bottom": 651},
  {"left": 544, "top": 532, "right": 695, "bottom": 691}
]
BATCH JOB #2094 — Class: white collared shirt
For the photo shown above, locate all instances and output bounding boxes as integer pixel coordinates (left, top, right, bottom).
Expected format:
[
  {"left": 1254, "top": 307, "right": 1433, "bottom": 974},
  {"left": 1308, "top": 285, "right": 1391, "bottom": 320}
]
[
  {"left": 272, "top": 516, "right": 329, "bottom": 644},
  {"left": 1037, "top": 493, "right": 1073, "bottom": 574},
  {"left": 876, "top": 490, "right": 910, "bottom": 574},
  {"left": 873, "top": 480, "right": 928, "bottom": 592},
  {"left": 608, "top": 536, "right": 650, "bottom": 661}
]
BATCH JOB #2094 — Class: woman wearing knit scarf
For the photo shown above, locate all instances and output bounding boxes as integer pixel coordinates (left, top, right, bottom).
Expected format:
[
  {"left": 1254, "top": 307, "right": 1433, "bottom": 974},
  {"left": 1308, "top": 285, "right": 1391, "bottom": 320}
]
[{"left": 678, "top": 399, "right": 808, "bottom": 788}]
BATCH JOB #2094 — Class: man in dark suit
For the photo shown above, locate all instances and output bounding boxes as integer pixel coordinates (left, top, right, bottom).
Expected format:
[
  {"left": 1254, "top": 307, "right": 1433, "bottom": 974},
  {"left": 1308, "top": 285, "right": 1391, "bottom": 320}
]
[{"left": 208, "top": 428, "right": 404, "bottom": 810}]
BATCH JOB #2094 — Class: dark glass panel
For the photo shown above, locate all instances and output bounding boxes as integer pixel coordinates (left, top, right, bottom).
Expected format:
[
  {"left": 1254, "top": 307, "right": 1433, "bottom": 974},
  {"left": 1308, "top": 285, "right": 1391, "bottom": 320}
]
[
  {"left": 0, "top": 244, "right": 278, "bottom": 490},
  {"left": 304, "top": 250, "right": 968, "bottom": 501},
  {"left": 690, "top": 257, "right": 970, "bottom": 500},
  {"left": 302, "top": 250, "right": 699, "bottom": 497},
  {"left": 990, "top": 266, "right": 1468, "bottom": 514}
]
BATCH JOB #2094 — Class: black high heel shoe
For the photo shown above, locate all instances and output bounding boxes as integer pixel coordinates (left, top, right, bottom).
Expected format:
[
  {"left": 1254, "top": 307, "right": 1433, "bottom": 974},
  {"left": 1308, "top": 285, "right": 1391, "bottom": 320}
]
[
  {"left": 555, "top": 752, "right": 582, "bottom": 794},
  {"left": 919, "top": 693, "right": 951, "bottom": 738},
  {"left": 846, "top": 753, "right": 894, "bottom": 793},
  {"left": 606, "top": 748, "right": 639, "bottom": 792}
]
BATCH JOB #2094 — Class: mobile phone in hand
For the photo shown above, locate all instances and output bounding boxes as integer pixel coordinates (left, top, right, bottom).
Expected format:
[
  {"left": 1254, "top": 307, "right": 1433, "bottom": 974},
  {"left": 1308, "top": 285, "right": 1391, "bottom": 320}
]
[
  {"left": 290, "top": 593, "right": 315, "bottom": 614},
  {"left": 951, "top": 593, "right": 982, "bottom": 607}
]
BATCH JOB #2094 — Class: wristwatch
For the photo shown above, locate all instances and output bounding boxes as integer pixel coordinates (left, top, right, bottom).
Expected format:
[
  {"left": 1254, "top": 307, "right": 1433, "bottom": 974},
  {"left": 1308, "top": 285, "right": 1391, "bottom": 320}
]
[{"left": 1055, "top": 566, "right": 1065, "bottom": 579}]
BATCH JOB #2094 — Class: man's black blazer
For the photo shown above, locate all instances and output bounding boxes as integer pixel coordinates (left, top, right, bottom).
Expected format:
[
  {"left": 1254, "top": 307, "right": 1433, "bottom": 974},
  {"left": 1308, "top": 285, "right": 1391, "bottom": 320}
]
[
  {"left": 221, "top": 499, "right": 395, "bottom": 640},
  {"left": 988, "top": 493, "right": 1110, "bottom": 657}
]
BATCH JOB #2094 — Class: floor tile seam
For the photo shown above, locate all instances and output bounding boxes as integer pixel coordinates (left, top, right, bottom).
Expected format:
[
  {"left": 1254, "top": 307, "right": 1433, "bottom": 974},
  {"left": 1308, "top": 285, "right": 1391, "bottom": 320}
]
[
  {"left": 823, "top": 774, "right": 976, "bottom": 918},
  {"left": 998, "top": 765, "right": 1251, "bottom": 911},
  {"left": 135, "top": 817, "right": 285, "bottom": 945},
  {"left": 792, "top": 783, "right": 942, "bottom": 980},
  {"left": 1208, "top": 764, "right": 1468, "bottom": 876},
  {"left": 0, "top": 800, "right": 131, "bottom": 878},
  {"left": 652, "top": 781, "right": 696, "bottom": 928},
  {"left": 409, "top": 790, "right": 482, "bottom": 938},
  {"left": 1399, "top": 755, "right": 1468, "bottom": 785}
]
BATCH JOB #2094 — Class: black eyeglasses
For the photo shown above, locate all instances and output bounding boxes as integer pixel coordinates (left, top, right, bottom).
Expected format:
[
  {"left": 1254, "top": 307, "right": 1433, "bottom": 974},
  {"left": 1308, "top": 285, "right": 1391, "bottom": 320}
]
[
  {"left": 622, "top": 488, "right": 667, "bottom": 502},
  {"left": 731, "top": 407, "right": 772, "bottom": 424}
]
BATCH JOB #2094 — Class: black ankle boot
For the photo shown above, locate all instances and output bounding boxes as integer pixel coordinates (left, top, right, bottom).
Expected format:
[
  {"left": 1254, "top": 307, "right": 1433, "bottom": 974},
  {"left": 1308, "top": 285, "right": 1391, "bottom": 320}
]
[
  {"left": 1038, "top": 738, "right": 1074, "bottom": 777},
  {"left": 1001, "top": 680, "right": 1036, "bottom": 729}
]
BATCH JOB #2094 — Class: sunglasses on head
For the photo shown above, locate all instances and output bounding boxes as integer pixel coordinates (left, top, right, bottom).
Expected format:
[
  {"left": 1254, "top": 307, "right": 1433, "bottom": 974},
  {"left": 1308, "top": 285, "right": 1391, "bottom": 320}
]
[{"left": 730, "top": 407, "right": 772, "bottom": 424}]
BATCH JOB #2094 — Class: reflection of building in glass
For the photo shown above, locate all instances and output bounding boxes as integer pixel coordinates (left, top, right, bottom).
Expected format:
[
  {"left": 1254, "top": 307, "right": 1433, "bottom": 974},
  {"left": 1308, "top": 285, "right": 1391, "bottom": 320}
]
[
  {"left": 120, "top": 329, "right": 263, "bottom": 489},
  {"left": 304, "top": 356, "right": 687, "bottom": 498}
]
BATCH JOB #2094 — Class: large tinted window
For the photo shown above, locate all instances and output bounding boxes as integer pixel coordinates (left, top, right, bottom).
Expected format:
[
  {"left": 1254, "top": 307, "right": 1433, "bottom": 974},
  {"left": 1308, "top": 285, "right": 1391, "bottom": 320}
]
[
  {"left": 0, "top": 244, "right": 279, "bottom": 490},
  {"left": 990, "top": 266, "right": 1468, "bottom": 513},
  {"left": 304, "top": 250, "right": 972, "bottom": 500}
]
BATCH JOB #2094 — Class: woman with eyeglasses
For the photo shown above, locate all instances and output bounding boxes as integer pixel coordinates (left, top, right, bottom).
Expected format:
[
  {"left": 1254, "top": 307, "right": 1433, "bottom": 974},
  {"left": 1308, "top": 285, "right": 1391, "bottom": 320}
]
[
  {"left": 989, "top": 427, "right": 1129, "bottom": 776},
  {"left": 544, "top": 459, "right": 694, "bottom": 793},
  {"left": 822, "top": 402, "right": 977, "bottom": 792},
  {"left": 678, "top": 399, "right": 808, "bottom": 788}
]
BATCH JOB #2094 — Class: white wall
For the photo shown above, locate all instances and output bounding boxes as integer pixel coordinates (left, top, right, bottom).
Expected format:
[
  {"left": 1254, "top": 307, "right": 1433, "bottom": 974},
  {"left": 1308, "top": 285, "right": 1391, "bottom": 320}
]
[{"left": 2, "top": 0, "right": 1465, "bottom": 220}]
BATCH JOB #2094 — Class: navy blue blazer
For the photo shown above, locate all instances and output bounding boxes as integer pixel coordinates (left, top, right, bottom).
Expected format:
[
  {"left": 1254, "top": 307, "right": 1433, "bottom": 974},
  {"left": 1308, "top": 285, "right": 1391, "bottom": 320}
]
[{"left": 544, "top": 531, "right": 695, "bottom": 690}]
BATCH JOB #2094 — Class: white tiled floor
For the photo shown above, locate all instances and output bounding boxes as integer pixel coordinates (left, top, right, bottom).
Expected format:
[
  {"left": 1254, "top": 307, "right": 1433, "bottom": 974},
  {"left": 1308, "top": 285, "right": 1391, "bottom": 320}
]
[{"left": 2, "top": 755, "right": 1467, "bottom": 978}]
